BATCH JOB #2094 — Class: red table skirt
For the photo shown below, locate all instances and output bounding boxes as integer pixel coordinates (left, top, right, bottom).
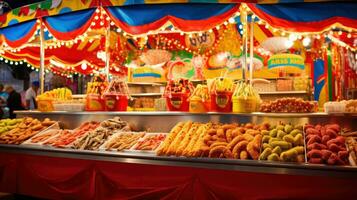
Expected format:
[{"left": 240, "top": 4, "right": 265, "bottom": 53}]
[{"left": 0, "top": 152, "right": 356, "bottom": 200}]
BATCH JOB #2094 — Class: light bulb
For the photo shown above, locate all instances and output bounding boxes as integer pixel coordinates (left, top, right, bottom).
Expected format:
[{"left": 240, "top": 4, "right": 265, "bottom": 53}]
[
  {"left": 228, "top": 18, "right": 235, "bottom": 24},
  {"left": 288, "top": 34, "right": 297, "bottom": 41},
  {"left": 81, "top": 63, "right": 87, "bottom": 70},
  {"left": 302, "top": 37, "right": 311, "bottom": 47},
  {"left": 285, "top": 40, "right": 294, "bottom": 48}
]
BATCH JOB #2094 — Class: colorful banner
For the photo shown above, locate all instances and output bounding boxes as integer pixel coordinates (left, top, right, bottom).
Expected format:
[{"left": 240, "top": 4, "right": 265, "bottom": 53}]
[
  {"left": 0, "top": 20, "right": 37, "bottom": 48},
  {"left": 106, "top": 4, "right": 239, "bottom": 34},
  {"left": 44, "top": 9, "right": 96, "bottom": 40},
  {"left": 247, "top": 3, "right": 357, "bottom": 32},
  {"left": 313, "top": 59, "right": 327, "bottom": 108}
]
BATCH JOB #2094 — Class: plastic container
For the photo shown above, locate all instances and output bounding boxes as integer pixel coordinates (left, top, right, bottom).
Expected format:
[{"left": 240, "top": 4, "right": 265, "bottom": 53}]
[
  {"left": 232, "top": 97, "right": 257, "bottom": 113},
  {"left": 85, "top": 94, "right": 105, "bottom": 111},
  {"left": 189, "top": 99, "right": 210, "bottom": 113},
  {"left": 323, "top": 102, "right": 345, "bottom": 113},
  {"left": 276, "top": 79, "right": 293, "bottom": 91},
  {"left": 210, "top": 91, "right": 233, "bottom": 112},
  {"left": 166, "top": 92, "right": 190, "bottom": 111},
  {"left": 154, "top": 98, "right": 167, "bottom": 111},
  {"left": 37, "top": 99, "right": 54, "bottom": 112},
  {"left": 104, "top": 94, "right": 128, "bottom": 111}
]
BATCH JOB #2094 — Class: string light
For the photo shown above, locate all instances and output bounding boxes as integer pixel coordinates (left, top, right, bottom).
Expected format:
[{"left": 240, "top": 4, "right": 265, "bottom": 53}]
[
  {"left": 228, "top": 17, "right": 235, "bottom": 24},
  {"left": 288, "top": 34, "right": 298, "bottom": 41},
  {"left": 302, "top": 37, "right": 311, "bottom": 47}
]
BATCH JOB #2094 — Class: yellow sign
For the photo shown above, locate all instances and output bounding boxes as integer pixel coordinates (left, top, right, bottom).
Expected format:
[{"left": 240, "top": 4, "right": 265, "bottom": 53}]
[{"left": 268, "top": 54, "right": 305, "bottom": 70}]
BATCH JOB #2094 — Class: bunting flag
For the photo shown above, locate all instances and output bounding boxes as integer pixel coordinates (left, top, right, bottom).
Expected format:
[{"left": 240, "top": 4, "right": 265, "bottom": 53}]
[
  {"left": 0, "top": 20, "right": 37, "bottom": 48},
  {"left": 44, "top": 8, "right": 96, "bottom": 40},
  {"left": 106, "top": 3, "right": 239, "bottom": 35},
  {"left": 12, "top": 0, "right": 62, "bottom": 17},
  {"left": 247, "top": 3, "right": 357, "bottom": 32}
]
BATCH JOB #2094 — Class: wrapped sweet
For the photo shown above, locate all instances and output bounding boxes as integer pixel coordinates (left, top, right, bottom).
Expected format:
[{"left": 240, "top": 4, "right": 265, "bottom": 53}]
[
  {"left": 189, "top": 84, "right": 210, "bottom": 113},
  {"left": 85, "top": 74, "right": 108, "bottom": 111},
  {"left": 232, "top": 81, "right": 261, "bottom": 113},
  {"left": 164, "top": 78, "right": 194, "bottom": 111},
  {"left": 209, "top": 77, "right": 234, "bottom": 112},
  {"left": 103, "top": 78, "right": 130, "bottom": 111}
]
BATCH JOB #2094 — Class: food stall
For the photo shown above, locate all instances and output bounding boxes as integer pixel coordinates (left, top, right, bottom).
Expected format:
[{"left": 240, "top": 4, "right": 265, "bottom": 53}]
[{"left": 0, "top": 0, "right": 356, "bottom": 199}]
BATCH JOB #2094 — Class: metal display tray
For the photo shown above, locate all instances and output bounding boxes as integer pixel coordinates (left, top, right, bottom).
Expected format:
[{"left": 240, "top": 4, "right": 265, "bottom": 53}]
[
  {"left": 9, "top": 111, "right": 357, "bottom": 177},
  {"left": 0, "top": 144, "right": 356, "bottom": 178}
]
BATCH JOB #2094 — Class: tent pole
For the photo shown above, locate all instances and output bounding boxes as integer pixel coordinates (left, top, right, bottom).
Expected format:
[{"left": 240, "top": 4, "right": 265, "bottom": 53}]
[
  {"left": 39, "top": 20, "right": 45, "bottom": 94},
  {"left": 105, "top": 22, "right": 110, "bottom": 80},
  {"left": 241, "top": 8, "right": 248, "bottom": 81},
  {"left": 249, "top": 19, "right": 254, "bottom": 85}
]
